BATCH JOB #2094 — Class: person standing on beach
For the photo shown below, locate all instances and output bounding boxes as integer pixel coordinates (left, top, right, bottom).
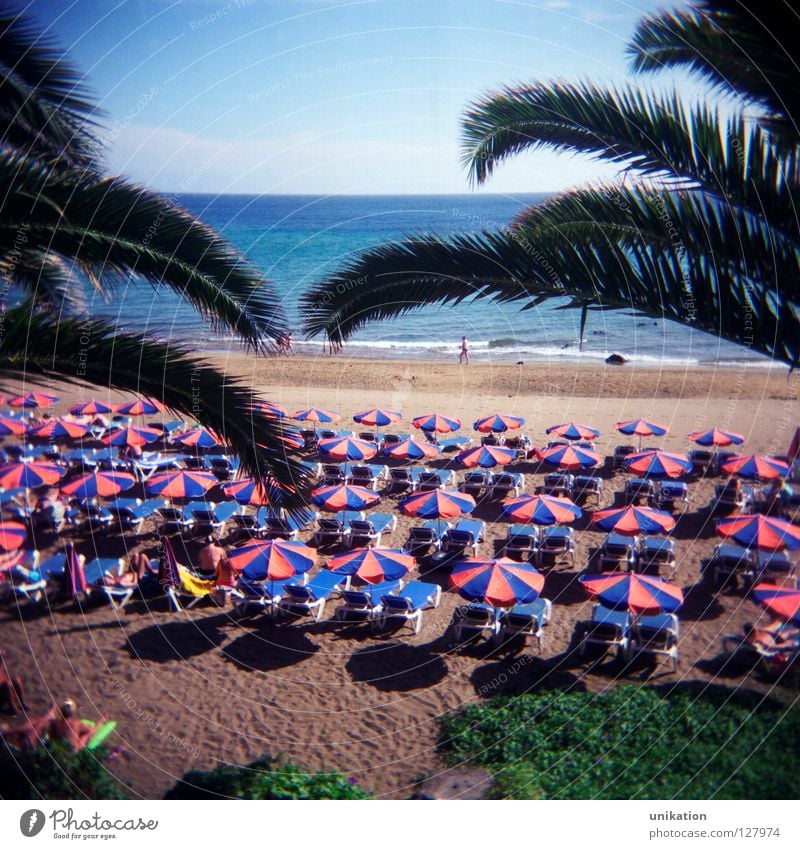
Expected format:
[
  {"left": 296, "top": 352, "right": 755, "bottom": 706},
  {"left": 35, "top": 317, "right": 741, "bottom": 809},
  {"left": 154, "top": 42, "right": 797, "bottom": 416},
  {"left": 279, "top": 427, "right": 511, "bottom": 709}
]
[{"left": 459, "top": 335, "right": 469, "bottom": 364}]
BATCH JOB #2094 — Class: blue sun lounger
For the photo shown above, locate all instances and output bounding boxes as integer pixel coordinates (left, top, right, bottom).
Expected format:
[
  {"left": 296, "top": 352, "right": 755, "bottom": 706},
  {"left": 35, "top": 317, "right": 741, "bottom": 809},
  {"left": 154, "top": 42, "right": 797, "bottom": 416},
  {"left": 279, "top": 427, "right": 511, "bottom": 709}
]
[
  {"left": 498, "top": 598, "right": 553, "bottom": 648},
  {"left": 232, "top": 574, "right": 309, "bottom": 615},
  {"left": 405, "top": 520, "right": 451, "bottom": 556},
  {"left": 347, "top": 513, "right": 397, "bottom": 548},
  {"left": 278, "top": 569, "right": 350, "bottom": 621},
  {"left": 377, "top": 581, "right": 442, "bottom": 633},
  {"left": 578, "top": 604, "right": 632, "bottom": 661},
  {"left": 335, "top": 579, "right": 404, "bottom": 624}
]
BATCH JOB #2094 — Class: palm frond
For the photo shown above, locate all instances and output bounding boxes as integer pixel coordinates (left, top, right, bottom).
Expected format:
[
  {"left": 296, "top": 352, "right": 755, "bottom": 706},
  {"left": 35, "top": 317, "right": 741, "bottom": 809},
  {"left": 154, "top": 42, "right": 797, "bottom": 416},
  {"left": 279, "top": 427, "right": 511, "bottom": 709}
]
[
  {"left": 629, "top": 1, "right": 800, "bottom": 143},
  {"left": 0, "top": 303, "right": 312, "bottom": 507}
]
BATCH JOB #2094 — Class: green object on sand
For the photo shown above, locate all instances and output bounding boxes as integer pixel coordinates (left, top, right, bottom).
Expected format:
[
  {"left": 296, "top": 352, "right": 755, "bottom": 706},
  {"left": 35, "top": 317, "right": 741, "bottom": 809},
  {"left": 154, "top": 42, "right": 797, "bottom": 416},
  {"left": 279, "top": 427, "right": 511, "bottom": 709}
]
[{"left": 80, "top": 719, "right": 117, "bottom": 750}]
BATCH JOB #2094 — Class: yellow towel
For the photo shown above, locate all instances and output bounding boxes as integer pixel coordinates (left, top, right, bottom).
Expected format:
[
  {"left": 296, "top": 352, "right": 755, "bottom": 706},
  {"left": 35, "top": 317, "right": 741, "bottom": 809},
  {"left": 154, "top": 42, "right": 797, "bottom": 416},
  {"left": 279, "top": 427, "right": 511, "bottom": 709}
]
[{"left": 178, "top": 567, "right": 215, "bottom": 598}]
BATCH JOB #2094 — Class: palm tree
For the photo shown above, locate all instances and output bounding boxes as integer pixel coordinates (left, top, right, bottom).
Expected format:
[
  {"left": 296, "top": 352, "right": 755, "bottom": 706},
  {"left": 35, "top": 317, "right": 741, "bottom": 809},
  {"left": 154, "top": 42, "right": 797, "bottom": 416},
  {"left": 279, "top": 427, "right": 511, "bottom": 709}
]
[
  {"left": 0, "top": 10, "right": 310, "bottom": 503},
  {"left": 300, "top": 0, "right": 800, "bottom": 367}
]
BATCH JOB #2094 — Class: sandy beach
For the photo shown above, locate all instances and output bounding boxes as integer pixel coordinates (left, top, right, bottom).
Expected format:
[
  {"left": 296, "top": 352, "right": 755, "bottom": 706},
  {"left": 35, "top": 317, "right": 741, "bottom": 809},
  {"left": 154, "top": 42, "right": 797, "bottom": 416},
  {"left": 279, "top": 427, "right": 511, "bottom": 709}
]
[{"left": 1, "top": 354, "right": 799, "bottom": 799}]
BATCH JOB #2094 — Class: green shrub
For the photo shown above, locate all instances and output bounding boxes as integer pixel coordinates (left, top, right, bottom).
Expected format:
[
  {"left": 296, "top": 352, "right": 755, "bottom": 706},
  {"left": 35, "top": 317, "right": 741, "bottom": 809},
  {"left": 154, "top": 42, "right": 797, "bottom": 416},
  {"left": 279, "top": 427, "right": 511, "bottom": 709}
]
[
  {"left": 165, "top": 755, "right": 372, "bottom": 799},
  {"left": 438, "top": 686, "right": 800, "bottom": 799},
  {"left": 0, "top": 742, "right": 127, "bottom": 800}
]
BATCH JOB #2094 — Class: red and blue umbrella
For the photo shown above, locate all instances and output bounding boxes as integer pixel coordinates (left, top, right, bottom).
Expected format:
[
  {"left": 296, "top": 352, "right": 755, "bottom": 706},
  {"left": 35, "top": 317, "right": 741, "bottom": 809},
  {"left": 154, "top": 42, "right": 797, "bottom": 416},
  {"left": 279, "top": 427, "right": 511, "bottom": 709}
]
[
  {"left": 69, "top": 400, "right": 116, "bottom": 416},
  {"left": 412, "top": 412, "right": 461, "bottom": 434},
  {"left": 399, "top": 489, "right": 475, "bottom": 520},
  {"left": 29, "top": 419, "right": 90, "bottom": 441},
  {"left": 721, "top": 454, "right": 790, "bottom": 481},
  {"left": 251, "top": 401, "right": 288, "bottom": 418},
  {"left": 292, "top": 407, "right": 340, "bottom": 424},
  {"left": 221, "top": 478, "right": 271, "bottom": 506},
  {"left": 61, "top": 470, "right": 136, "bottom": 500},
  {"left": 382, "top": 436, "right": 439, "bottom": 461},
  {"left": 317, "top": 436, "right": 378, "bottom": 461},
  {"left": 116, "top": 398, "right": 165, "bottom": 416},
  {"left": 687, "top": 428, "right": 744, "bottom": 447},
  {"left": 716, "top": 514, "right": 800, "bottom": 552},
  {"left": 61, "top": 543, "right": 87, "bottom": 597},
  {"left": 0, "top": 522, "right": 27, "bottom": 551},
  {"left": 592, "top": 505, "right": 676, "bottom": 536},
  {"left": 457, "top": 444, "right": 517, "bottom": 468},
  {"left": 450, "top": 557, "right": 544, "bottom": 608},
  {"left": 101, "top": 426, "right": 161, "bottom": 447},
  {"left": 146, "top": 470, "right": 218, "bottom": 499},
  {"left": 158, "top": 535, "right": 181, "bottom": 592},
  {"left": 501, "top": 493, "right": 582, "bottom": 525},
  {"left": 616, "top": 418, "right": 668, "bottom": 437},
  {"left": 545, "top": 421, "right": 600, "bottom": 441},
  {"left": 624, "top": 449, "right": 692, "bottom": 479},
  {"left": 173, "top": 427, "right": 221, "bottom": 449},
  {"left": 8, "top": 392, "right": 58, "bottom": 409},
  {"left": 752, "top": 584, "right": 800, "bottom": 625},
  {"left": 536, "top": 443, "right": 601, "bottom": 469},
  {"left": 0, "top": 461, "right": 64, "bottom": 489},
  {"left": 473, "top": 413, "right": 525, "bottom": 433},
  {"left": 353, "top": 408, "right": 402, "bottom": 428},
  {"left": 0, "top": 415, "right": 28, "bottom": 437},
  {"left": 580, "top": 572, "right": 683, "bottom": 615},
  {"left": 230, "top": 539, "right": 316, "bottom": 581},
  {"left": 328, "top": 547, "right": 413, "bottom": 584},
  {"left": 311, "top": 483, "right": 381, "bottom": 512}
]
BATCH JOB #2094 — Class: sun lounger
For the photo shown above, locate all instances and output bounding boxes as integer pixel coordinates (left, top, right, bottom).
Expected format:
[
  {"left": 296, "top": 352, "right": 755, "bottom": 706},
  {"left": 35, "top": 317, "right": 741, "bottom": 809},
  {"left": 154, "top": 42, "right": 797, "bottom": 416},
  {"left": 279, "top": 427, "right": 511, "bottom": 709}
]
[
  {"left": 624, "top": 477, "right": 657, "bottom": 505},
  {"left": 347, "top": 513, "right": 397, "bottom": 548},
  {"left": 375, "top": 581, "right": 442, "bottom": 634},
  {"left": 599, "top": 532, "right": 639, "bottom": 571},
  {"left": 688, "top": 449, "right": 716, "bottom": 475},
  {"left": 110, "top": 498, "right": 168, "bottom": 533},
  {"left": 503, "top": 434, "right": 532, "bottom": 459},
  {"left": 504, "top": 524, "right": 539, "bottom": 562},
  {"left": 571, "top": 474, "right": 603, "bottom": 505},
  {"left": 756, "top": 550, "right": 796, "bottom": 584},
  {"left": 259, "top": 507, "right": 317, "bottom": 541},
  {"left": 722, "top": 624, "right": 800, "bottom": 677},
  {"left": 385, "top": 466, "right": 426, "bottom": 494},
  {"left": 636, "top": 537, "right": 677, "bottom": 577},
  {"left": 453, "top": 603, "right": 500, "bottom": 642},
  {"left": 188, "top": 500, "right": 241, "bottom": 536},
  {"left": 320, "top": 463, "right": 346, "bottom": 486},
  {"left": 578, "top": 604, "right": 632, "bottom": 661},
  {"left": 541, "top": 472, "right": 574, "bottom": 498},
  {"left": 345, "top": 463, "right": 385, "bottom": 490},
  {"left": 417, "top": 469, "right": 456, "bottom": 491},
  {"left": 156, "top": 504, "right": 196, "bottom": 535},
  {"left": 313, "top": 510, "right": 364, "bottom": 547},
  {"left": 8, "top": 552, "right": 63, "bottom": 604},
  {"left": 707, "top": 543, "right": 759, "bottom": 590},
  {"left": 438, "top": 436, "right": 472, "bottom": 452},
  {"left": 459, "top": 470, "right": 491, "bottom": 500},
  {"left": 334, "top": 579, "right": 404, "bottom": 624},
  {"left": 498, "top": 598, "right": 553, "bottom": 648},
  {"left": 538, "top": 525, "right": 576, "bottom": 568},
  {"left": 655, "top": 481, "right": 690, "bottom": 511},
  {"left": 631, "top": 612, "right": 680, "bottom": 670},
  {"left": 487, "top": 472, "right": 524, "bottom": 499},
  {"left": 232, "top": 574, "right": 309, "bottom": 616},
  {"left": 405, "top": 520, "right": 450, "bottom": 557},
  {"left": 208, "top": 455, "right": 240, "bottom": 481},
  {"left": 441, "top": 519, "right": 486, "bottom": 558},
  {"left": 713, "top": 480, "right": 753, "bottom": 513},
  {"left": 278, "top": 569, "right": 350, "bottom": 621},
  {"left": 613, "top": 445, "right": 636, "bottom": 468},
  {"left": 86, "top": 557, "right": 141, "bottom": 609}
]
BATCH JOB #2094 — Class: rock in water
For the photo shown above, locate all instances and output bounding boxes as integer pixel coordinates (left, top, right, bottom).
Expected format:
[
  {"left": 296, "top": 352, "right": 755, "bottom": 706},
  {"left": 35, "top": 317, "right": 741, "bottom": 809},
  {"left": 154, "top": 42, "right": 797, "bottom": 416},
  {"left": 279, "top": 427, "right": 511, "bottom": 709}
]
[{"left": 606, "top": 353, "right": 628, "bottom": 365}]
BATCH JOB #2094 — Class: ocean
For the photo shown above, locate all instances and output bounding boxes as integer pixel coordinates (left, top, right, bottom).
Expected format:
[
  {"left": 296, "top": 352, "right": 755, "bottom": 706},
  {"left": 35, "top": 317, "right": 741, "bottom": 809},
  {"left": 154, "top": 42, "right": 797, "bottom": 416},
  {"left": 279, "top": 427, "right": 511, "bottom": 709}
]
[{"left": 88, "top": 193, "right": 773, "bottom": 368}]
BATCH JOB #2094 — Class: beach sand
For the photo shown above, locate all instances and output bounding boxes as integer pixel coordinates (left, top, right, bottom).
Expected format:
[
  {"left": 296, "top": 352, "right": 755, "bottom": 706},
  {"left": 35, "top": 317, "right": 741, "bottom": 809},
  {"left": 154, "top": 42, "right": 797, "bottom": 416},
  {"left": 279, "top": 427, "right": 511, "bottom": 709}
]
[{"left": 1, "top": 355, "right": 799, "bottom": 799}]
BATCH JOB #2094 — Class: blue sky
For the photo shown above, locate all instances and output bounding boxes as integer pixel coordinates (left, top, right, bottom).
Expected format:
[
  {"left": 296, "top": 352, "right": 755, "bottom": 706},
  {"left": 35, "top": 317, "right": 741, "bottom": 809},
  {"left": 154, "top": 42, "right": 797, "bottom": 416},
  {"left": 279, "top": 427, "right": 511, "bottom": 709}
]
[{"left": 26, "top": 0, "right": 697, "bottom": 194}]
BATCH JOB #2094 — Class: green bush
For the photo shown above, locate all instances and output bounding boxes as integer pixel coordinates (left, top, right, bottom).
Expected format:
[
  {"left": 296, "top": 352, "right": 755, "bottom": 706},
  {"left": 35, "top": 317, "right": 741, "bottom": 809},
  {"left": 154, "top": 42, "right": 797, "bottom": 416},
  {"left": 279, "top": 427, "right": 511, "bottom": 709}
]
[
  {"left": 0, "top": 742, "right": 127, "bottom": 799},
  {"left": 165, "top": 755, "right": 372, "bottom": 800},
  {"left": 438, "top": 686, "right": 800, "bottom": 799}
]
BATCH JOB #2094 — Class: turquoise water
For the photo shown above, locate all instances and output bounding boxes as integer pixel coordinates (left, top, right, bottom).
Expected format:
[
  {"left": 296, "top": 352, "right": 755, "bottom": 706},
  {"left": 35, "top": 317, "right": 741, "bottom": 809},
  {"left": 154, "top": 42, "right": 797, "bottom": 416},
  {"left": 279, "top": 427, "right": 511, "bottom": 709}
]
[{"left": 88, "top": 193, "right": 772, "bottom": 368}]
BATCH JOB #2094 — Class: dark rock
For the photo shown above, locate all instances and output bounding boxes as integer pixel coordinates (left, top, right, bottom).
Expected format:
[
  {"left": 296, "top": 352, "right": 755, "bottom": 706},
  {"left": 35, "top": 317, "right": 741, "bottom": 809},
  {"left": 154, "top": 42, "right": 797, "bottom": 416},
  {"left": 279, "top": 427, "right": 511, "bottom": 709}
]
[
  {"left": 605, "top": 353, "right": 628, "bottom": 365},
  {"left": 413, "top": 768, "right": 494, "bottom": 800}
]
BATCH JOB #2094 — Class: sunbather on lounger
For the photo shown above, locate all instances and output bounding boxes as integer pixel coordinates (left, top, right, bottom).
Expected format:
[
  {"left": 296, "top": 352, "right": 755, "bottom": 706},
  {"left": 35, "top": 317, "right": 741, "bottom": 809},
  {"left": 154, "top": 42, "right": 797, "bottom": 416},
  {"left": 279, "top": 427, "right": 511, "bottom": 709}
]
[
  {"left": 100, "top": 551, "right": 152, "bottom": 588},
  {"left": 46, "top": 699, "right": 106, "bottom": 752},
  {"left": 0, "top": 648, "right": 29, "bottom": 713},
  {"left": 742, "top": 620, "right": 800, "bottom": 652},
  {"left": 0, "top": 711, "right": 53, "bottom": 749}
]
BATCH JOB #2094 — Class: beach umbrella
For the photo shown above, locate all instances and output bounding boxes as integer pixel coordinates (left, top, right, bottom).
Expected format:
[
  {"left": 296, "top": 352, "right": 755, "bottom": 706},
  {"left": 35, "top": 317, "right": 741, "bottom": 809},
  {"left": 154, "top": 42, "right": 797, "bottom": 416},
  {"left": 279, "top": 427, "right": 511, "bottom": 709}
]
[
  {"left": 311, "top": 483, "right": 381, "bottom": 512},
  {"left": 173, "top": 427, "right": 221, "bottom": 449},
  {"left": 29, "top": 419, "right": 91, "bottom": 441},
  {"left": 580, "top": 572, "right": 683, "bottom": 615},
  {"left": 328, "top": 547, "right": 413, "bottom": 584},
  {"left": 146, "top": 470, "right": 218, "bottom": 499},
  {"left": 292, "top": 407, "right": 340, "bottom": 425},
  {"left": 752, "top": 584, "right": 800, "bottom": 625},
  {"left": 221, "top": 478, "right": 271, "bottom": 506},
  {"left": 399, "top": 489, "right": 475, "bottom": 521},
  {"left": 0, "top": 461, "right": 64, "bottom": 489},
  {"left": 624, "top": 449, "right": 693, "bottom": 479},
  {"left": 0, "top": 522, "right": 27, "bottom": 551},
  {"left": 721, "top": 454, "right": 790, "bottom": 480},
  {"left": 536, "top": 443, "right": 601, "bottom": 469},
  {"left": 230, "top": 539, "right": 316, "bottom": 581},
  {"left": 69, "top": 400, "right": 116, "bottom": 416},
  {"left": 61, "top": 471, "right": 136, "bottom": 500},
  {"left": 0, "top": 415, "right": 28, "bottom": 437},
  {"left": 101, "top": 426, "right": 161, "bottom": 447},
  {"left": 353, "top": 407, "right": 402, "bottom": 428},
  {"left": 61, "top": 543, "right": 87, "bottom": 598},
  {"left": 450, "top": 557, "right": 544, "bottom": 608},
  {"left": 116, "top": 398, "right": 165, "bottom": 416},
  {"left": 545, "top": 421, "right": 600, "bottom": 441},
  {"left": 788, "top": 428, "right": 800, "bottom": 464},
  {"left": 382, "top": 436, "right": 439, "bottom": 461},
  {"left": 615, "top": 418, "right": 668, "bottom": 449},
  {"left": 412, "top": 413, "right": 461, "bottom": 434},
  {"left": 716, "top": 514, "right": 800, "bottom": 552},
  {"left": 8, "top": 392, "right": 58, "bottom": 409},
  {"left": 251, "top": 401, "right": 288, "bottom": 418},
  {"left": 473, "top": 413, "right": 525, "bottom": 433},
  {"left": 158, "top": 535, "right": 181, "bottom": 592},
  {"left": 501, "top": 493, "right": 582, "bottom": 525},
  {"left": 457, "top": 444, "right": 517, "bottom": 468},
  {"left": 687, "top": 427, "right": 745, "bottom": 447},
  {"left": 592, "top": 505, "right": 676, "bottom": 536},
  {"left": 317, "top": 436, "right": 378, "bottom": 462}
]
